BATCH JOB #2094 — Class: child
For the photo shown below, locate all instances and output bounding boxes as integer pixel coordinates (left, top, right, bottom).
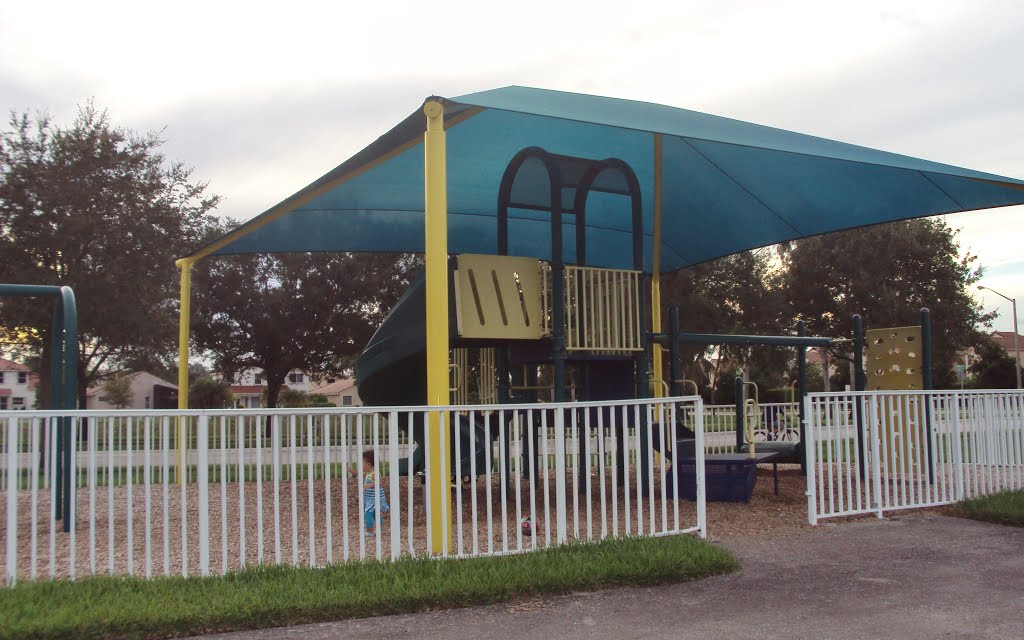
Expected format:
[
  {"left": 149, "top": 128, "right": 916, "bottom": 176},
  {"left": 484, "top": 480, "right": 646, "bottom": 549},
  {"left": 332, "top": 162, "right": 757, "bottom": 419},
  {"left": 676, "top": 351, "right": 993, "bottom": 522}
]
[{"left": 357, "top": 450, "right": 389, "bottom": 537}]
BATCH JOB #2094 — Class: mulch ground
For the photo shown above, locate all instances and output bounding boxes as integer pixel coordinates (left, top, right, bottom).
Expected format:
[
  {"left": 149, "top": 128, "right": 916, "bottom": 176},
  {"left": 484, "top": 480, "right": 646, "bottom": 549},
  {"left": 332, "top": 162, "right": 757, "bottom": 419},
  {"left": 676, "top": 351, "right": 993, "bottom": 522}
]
[{"left": 0, "top": 465, "right": 814, "bottom": 582}]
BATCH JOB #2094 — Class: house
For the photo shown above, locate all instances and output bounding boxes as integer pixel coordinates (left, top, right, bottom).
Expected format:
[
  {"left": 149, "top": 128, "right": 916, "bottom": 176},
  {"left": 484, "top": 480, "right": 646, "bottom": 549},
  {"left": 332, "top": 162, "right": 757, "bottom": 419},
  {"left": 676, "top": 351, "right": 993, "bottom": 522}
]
[
  {"left": 309, "top": 378, "right": 363, "bottom": 407},
  {"left": 231, "top": 385, "right": 269, "bottom": 409},
  {"left": 85, "top": 372, "right": 177, "bottom": 410},
  {"left": 990, "top": 331, "right": 1023, "bottom": 366},
  {"left": 231, "top": 368, "right": 314, "bottom": 393},
  {"left": 222, "top": 368, "right": 318, "bottom": 408},
  {"left": 0, "top": 357, "right": 38, "bottom": 410},
  {"left": 215, "top": 369, "right": 357, "bottom": 408}
]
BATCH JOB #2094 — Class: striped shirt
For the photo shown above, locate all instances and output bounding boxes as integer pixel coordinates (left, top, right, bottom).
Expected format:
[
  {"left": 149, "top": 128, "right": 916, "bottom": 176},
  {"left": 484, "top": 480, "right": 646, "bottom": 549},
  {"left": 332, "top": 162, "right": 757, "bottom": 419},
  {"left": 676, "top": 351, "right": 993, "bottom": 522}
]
[{"left": 362, "top": 473, "right": 389, "bottom": 513}]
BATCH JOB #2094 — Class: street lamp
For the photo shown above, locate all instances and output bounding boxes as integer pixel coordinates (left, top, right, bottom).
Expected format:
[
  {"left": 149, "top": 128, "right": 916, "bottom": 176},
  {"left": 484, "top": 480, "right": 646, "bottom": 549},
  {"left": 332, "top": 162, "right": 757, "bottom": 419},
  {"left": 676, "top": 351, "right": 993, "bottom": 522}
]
[{"left": 978, "top": 285, "right": 1021, "bottom": 389}]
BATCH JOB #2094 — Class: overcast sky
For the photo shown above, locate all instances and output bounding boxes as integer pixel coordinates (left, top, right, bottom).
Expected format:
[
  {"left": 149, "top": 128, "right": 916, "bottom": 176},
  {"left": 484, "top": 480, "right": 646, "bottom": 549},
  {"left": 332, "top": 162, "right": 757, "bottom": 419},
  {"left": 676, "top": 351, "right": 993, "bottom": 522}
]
[{"left": 3, "top": 0, "right": 1022, "bottom": 330}]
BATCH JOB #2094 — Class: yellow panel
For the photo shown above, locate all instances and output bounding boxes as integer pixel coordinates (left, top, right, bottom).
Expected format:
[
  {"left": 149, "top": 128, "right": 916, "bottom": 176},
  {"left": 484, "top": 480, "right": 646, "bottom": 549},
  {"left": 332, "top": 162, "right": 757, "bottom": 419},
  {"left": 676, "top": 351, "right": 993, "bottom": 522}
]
[
  {"left": 455, "top": 254, "right": 544, "bottom": 340},
  {"left": 878, "top": 395, "right": 927, "bottom": 476},
  {"left": 864, "top": 326, "right": 923, "bottom": 391},
  {"left": 561, "top": 266, "right": 643, "bottom": 352}
]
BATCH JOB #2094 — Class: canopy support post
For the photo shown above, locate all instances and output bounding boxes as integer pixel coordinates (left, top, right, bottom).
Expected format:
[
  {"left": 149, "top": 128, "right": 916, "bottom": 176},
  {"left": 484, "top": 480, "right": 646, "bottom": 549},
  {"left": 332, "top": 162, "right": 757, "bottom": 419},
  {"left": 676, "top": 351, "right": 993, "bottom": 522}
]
[
  {"left": 651, "top": 134, "right": 664, "bottom": 398},
  {"left": 176, "top": 259, "right": 192, "bottom": 484},
  {"left": 797, "top": 320, "right": 808, "bottom": 476},
  {"left": 424, "top": 100, "right": 451, "bottom": 555}
]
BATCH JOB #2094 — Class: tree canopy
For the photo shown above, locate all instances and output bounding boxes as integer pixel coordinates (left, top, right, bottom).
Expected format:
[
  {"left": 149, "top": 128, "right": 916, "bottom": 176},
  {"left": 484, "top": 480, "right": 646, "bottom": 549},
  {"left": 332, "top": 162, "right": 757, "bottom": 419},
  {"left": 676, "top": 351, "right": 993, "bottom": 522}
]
[
  {"left": 188, "top": 377, "right": 234, "bottom": 409},
  {"left": 0, "top": 103, "right": 220, "bottom": 405},
  {"left": 969, "top": 336, "right": 1019, "bottom": 389},
  {"left": 660, "top": 249, "right": 790, "bottom": 399},
  {"left": 782, "top": 218, "right": 990, "bottom": 389},
  {"left": 190, "top": 249, "right": 415, "bottom": 408},
  {"left": 662, "top": 218, "right": 992, "bottom": 395},
  {"left": 100, "top": 373, "right": 133, "bottom": 408}
]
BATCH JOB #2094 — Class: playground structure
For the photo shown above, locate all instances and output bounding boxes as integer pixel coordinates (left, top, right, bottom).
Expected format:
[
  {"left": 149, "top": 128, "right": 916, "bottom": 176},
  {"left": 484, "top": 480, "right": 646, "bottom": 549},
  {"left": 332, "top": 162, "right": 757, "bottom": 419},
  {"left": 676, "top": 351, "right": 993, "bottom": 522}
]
[
  {"left": 354, "top": 145, "right": 664, "bottom": 491},
  {"left": 0, "top": 284, "right": 78, "bottom": 530},
  {"left": 168, "top": 87, "right": 1024, "bottom": 552}
]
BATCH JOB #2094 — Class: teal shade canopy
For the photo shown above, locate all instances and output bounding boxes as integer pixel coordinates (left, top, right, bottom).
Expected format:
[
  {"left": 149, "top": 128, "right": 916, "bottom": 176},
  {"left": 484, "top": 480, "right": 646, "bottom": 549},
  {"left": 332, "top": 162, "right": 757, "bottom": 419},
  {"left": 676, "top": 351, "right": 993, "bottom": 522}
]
[{"left": 186, "top": 86, "right": 1024, "bottom": 272}]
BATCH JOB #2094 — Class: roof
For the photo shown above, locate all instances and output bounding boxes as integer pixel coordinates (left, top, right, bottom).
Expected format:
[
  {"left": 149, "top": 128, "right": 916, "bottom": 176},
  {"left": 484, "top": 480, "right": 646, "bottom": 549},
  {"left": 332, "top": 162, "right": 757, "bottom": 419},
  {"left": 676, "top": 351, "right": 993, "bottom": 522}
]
[
  {"left": 991, "top": 331, "right": 1023, "bottom": 352},
  {"left": 85, "top": 371, "right": 177, "bottom": 396},
  {"left": 181, "top": 86, "right": 1024, "bottom": 273},
  {"left": 0, "top": 357, "right": 30, "bottom": 372},
  {"left": 309, "top": 378, "right": 357, "bottom": 395}
]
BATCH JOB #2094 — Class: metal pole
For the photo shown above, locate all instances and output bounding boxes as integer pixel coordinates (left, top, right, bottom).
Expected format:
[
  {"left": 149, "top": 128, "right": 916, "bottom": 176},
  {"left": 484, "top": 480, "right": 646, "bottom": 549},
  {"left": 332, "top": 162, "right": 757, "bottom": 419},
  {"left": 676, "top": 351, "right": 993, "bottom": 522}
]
[
  {"left": 50, "top": 303, "right": 65, "bottom": 523},
  {"left": 175, "top": 260, "right": 192, "bottom": 486},
  {"left": 734, "top": 376, "right": 744, "bottom": 452},
  {"left": 651, "top": 134, "right": 664, "bottom": 397},
  {"left": 797, "top": 320, "right": 807, "bottom": 476},
  {"left": 59, "top": 287, "right": 78, "bottom": 533},
  {"left": 1015, "top": 299, "right": 1021, "bottom": 390},
  {"left": 424, "top": 99, "right": 451, "bottom": 554},
  {"left": 668, "top": 306, "right": 681, "bottom": 398},
  {"left": 853, "top": 314, "right": 866, "bottom": 480},
  {"left": 979, "top": 285, "right": 1021, "bottom": 389},
  {"left": 0, "top": 284, "right": 78, "bottom": 530}
]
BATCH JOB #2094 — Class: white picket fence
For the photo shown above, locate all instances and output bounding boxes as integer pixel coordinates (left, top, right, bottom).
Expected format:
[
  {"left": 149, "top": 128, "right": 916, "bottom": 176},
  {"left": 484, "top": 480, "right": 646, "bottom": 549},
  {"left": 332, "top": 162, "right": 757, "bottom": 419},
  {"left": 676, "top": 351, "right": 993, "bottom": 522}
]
[
  {"left": 805, "top": 389, "right": 1024, "bottom": 524},
  {"left": 1, "top": 396, "right": 706, "bottom": 586}
]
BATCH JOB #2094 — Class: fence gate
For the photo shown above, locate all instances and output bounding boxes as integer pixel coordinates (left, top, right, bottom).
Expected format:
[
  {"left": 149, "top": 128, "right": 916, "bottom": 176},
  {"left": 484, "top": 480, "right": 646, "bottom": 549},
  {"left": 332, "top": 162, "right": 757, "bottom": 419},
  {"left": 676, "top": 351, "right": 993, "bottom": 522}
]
[{"left": 805, "top": 390, "right": 1024, "bottom": 524}]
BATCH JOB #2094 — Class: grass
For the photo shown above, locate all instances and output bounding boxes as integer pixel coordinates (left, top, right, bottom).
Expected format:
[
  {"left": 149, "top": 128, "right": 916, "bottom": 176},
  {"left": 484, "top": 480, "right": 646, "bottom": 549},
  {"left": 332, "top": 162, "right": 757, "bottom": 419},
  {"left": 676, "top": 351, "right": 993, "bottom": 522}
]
[
  {"left": 949, "top": 489, "right": 1024, "bottom": 527},
  {"left": 0, "top": 534, "right": 735, "bottom": 640}
]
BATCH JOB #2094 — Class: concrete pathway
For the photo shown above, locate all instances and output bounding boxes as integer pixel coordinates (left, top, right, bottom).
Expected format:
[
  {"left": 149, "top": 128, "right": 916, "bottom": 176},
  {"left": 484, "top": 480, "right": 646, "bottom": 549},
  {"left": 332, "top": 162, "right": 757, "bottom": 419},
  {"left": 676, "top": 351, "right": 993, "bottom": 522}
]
[{"left": 191, "top": 514, "right": 1024, "bottom": 640}]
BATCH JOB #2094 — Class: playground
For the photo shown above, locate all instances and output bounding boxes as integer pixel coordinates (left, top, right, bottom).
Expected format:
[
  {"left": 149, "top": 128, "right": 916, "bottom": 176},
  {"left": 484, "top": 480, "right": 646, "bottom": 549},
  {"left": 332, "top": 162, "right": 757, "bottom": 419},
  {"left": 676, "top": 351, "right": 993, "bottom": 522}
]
[{"left": 4, "top": 86, "right": 1024, "bottom": 588}]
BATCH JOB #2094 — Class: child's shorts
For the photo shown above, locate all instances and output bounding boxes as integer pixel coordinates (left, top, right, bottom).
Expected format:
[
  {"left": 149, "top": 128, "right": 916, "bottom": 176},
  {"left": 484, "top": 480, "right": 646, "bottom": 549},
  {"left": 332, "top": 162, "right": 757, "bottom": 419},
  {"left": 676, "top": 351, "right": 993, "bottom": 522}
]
[{"left": 364, "top": 509, "right": 378, "bottom": 531}]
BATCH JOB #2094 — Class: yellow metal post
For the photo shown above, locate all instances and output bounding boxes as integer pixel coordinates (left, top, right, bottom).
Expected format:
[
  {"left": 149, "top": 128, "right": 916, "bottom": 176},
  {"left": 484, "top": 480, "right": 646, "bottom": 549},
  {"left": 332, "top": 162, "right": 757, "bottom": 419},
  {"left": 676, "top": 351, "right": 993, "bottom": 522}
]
[
  {"left": 651, "top": 134, "right": 664, "bottom": 397},
  {"left": 424, "top": 100, "right": 451, "bottom": 554},
  {"left": 175, "top": 259, "right": 192, "bottom": 484}
]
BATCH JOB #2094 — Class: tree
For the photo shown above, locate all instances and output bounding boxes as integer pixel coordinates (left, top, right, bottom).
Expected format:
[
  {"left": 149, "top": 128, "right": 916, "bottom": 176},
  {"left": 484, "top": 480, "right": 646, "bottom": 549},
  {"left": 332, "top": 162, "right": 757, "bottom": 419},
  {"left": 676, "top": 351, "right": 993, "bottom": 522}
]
[
  {"left": 969, "top": 337, "right": 1019, "bottom": 389},
  {"left": 660, "top": 249, "right": 790, "bottom": 399},
  {"left": 0, "top": 103, "right": 220, "bottom": 406},
  {"left": 781, "top": 219, "right": 992, "bottom": 389},
  {"left": 101, "top": 373, "right": 133, "bottom": 408},
  {"left": 191, "top": 250, "right": 415, "bottom": 409},
  {"left": 188, "top": 377, "right": 233, "bottom": 409}
]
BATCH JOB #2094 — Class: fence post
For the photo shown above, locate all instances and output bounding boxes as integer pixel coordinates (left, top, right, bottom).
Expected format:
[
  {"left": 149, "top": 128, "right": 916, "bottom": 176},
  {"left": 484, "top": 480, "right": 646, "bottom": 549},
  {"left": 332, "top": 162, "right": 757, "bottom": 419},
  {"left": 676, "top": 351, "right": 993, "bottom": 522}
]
[
  {"left": 389, "top": 410, "right": 401, "bottom": 561},
  {"left": 6, "top": 416, "right": 17, "bottom": 586},
  {"left": 694, "top": 398, "right": 707, "bottom": 539},
  {"left": 926, "top": 393, "right": 941, "bottom": 504},
  {"left": 554, "top": 406, "right": 567, "bottom": 544},
  {"left": 804, "top": 395, "right": 817, "bottom": 526},
  {"left": 197, "top": 414, "right": 210, "bottom": 576},
  {"left": 869, "top": 397, "right": 884, "bottom": 518},
  {"left": 983, "top": 395, "right": 991, "bottom": 493},
  {"left": 952, "top": 393, "right": 965, "bottom": 501}
]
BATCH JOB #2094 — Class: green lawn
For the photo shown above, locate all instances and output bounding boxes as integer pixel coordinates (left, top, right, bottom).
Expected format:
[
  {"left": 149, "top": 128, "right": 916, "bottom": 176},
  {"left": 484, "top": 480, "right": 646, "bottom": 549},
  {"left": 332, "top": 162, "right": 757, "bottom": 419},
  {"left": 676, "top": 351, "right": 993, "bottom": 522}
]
[
  {"left": 0, "top": 534, "right": 735, "bottom": 640},
  {"left": 950, "top": 489, "right": 1024, "bottom": 527}
]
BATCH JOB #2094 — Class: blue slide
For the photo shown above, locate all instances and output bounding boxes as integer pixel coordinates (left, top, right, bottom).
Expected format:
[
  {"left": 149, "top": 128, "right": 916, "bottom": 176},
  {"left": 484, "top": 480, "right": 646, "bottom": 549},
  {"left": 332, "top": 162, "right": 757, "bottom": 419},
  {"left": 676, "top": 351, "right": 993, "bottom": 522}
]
[{"left": 356, "top": 271, "right": 492, "bottom": 476}]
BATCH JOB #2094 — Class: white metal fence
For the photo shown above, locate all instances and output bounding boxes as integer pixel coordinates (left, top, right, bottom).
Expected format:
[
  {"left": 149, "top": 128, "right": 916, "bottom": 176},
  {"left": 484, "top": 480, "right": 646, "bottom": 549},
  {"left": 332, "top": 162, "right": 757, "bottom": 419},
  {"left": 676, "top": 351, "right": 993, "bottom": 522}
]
[
  {"left": 697, "top": 402, "right": 800, "bottom": 454},
  {"left": 805, "top": 389, "right": 1024, "bottom": 524},
  {"left": 1, "top": 396, "right": 705, "bottom": 586}
]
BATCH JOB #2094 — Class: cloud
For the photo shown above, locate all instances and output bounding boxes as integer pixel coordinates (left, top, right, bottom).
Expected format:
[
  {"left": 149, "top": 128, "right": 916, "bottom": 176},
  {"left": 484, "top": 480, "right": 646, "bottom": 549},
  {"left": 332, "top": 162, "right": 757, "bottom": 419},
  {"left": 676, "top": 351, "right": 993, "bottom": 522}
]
[
  {"left": 138, "top": 62, "right": 584, "bottom": 221},
  {"left": 3, "top": 0, "right": 1022, "bottom": 332},
  {"left": 699, "top": 8, "right": 1024, "bottom": 175}
]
